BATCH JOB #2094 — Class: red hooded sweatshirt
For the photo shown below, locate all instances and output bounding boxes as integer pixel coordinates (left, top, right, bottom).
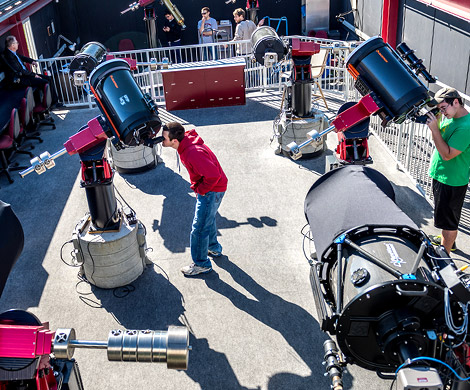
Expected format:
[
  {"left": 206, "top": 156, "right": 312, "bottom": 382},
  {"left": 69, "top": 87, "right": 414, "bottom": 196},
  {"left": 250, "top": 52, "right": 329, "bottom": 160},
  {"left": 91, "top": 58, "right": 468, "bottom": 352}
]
[{"left": 177, "top": 129, "right": 228, "bottom": 195}]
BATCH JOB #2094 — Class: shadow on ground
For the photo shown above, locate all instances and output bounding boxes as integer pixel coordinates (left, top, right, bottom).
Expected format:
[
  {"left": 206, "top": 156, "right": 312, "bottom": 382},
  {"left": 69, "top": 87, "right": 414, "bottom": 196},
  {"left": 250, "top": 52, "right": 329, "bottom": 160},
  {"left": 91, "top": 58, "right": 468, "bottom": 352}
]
[
  {"left": 0, "top": 112, "right": 83, "bottom": 310},
  {"left": 118, "top": 163, "right": 279, "bottom": 253},
  {"left": 167, "top": 98, "right": 281, "bottom": 127},
  {"left": 204, "top": 256, "right": 336, "bottom": 389},
  {"left": 86, "top": 266, "right": 274, "bottom": 389}
]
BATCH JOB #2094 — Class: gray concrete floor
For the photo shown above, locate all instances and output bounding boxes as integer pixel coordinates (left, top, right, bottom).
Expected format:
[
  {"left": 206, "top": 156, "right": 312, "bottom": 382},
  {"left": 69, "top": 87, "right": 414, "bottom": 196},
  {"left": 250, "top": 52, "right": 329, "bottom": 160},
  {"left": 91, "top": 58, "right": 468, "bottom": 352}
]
[{"left": 0, "top": 90, "right": 469, "bottom": 389}]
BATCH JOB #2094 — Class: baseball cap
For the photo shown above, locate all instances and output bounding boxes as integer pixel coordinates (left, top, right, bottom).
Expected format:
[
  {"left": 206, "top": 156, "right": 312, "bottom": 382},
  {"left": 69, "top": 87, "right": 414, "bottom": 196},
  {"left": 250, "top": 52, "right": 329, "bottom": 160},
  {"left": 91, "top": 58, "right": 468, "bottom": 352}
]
[{"left": 429, "top": 87, "right": 461, "bottom": 106}]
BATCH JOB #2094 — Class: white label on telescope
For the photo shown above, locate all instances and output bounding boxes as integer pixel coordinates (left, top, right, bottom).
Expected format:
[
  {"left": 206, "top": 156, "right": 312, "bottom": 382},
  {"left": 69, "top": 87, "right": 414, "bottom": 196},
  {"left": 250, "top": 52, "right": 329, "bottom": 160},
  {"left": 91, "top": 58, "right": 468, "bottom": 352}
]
[
  {"left": 119, "top": 95, "right": 130, "bottom": 105},
  {"left": 385, "top": 243, "right": 406, "bottom": 267}
]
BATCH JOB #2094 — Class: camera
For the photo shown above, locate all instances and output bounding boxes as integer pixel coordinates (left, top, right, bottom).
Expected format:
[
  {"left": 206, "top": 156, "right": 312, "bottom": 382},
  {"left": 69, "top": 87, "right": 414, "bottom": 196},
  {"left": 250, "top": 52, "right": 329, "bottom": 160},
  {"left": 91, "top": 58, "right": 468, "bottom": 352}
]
[{"left": 413, "top": 107, "right": 440, "bottom": 124}]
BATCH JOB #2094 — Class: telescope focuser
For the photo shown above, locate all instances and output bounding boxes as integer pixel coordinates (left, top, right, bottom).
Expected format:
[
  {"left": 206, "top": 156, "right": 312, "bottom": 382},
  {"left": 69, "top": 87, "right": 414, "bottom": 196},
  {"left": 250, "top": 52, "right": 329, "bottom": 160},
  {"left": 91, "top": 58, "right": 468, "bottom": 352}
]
[
  {"left": 413, "top": 107, "right": 440, "bottom": 124},
  {"left": 143, "top": 135, "right": 164, "bottom": 147}
]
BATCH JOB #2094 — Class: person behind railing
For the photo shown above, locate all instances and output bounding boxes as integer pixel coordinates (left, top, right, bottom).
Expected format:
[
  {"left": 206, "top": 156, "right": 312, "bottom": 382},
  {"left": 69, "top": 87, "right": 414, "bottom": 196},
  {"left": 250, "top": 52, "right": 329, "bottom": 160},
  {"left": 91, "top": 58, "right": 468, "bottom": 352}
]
[
  {"left": 426, "top": 87, "right": 470, "bottom": 254},
  {"left": 197, "top": 6, "right": 218, "bottom": 61},
  {"left": 1, "top": 35, "right": 59, "bottom": 107},
  {"left": 163, "top": 10, "right": 182, "bottom": 64},
  {"left": 228, "top": 8, "right": 257, "bottom": 56}
]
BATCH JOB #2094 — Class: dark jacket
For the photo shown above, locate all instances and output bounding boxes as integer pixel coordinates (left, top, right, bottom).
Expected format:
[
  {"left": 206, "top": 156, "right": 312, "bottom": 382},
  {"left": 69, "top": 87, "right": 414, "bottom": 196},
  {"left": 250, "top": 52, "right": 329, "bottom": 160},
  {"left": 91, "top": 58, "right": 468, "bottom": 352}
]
[
  {"left": 1, "top": 48, "right": 35, "bottom": 81},
  {"left": 177, "top": 130, "right": 228, "bottom": 195},
  {"left": 163, "top": 18, "right": 182, "bottom": 43}
]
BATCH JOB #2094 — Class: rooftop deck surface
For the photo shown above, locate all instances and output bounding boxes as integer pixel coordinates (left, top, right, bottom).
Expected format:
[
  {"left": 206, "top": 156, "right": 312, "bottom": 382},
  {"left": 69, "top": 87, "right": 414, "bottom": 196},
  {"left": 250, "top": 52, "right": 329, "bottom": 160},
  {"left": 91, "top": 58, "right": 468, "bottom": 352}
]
[{"left": 1, "top": 89, "right": 469, "bottom": 389}]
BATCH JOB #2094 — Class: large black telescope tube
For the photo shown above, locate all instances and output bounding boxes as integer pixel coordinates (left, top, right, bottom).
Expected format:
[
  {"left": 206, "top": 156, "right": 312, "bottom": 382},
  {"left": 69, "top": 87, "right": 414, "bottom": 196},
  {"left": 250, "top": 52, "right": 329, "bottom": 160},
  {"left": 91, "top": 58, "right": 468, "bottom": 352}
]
[
  {"left": 304, "top": 166, "right": 446, "bottom": 372},
  {"left": 89, "top": 59, "right": 161, "bottom": 146},
  {"left": 346, "top": 36, "right": 429, "bottom": 123},
  {"left": 251, "top": 26, "right": 288, "bottom": 66},
  {"left": 69, "top": 41, "right": 107, "bottom": 76}
]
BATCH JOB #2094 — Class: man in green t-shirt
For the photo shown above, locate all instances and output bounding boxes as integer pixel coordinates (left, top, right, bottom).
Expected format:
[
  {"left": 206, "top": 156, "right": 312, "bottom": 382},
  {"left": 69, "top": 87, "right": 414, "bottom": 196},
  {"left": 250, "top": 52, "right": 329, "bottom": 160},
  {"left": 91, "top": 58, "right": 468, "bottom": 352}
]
[{"left": 426, "top": 87, "right": 470, "bottom": 254}]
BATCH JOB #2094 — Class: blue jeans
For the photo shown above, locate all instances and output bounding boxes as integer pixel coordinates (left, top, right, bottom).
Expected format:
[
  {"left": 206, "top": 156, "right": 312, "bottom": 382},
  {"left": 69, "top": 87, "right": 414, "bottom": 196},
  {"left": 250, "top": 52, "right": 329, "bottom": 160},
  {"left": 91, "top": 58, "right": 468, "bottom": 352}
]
[
  {"left": 201, "top": 45, "right": 218, "bottom": 61},
  {"left": 168, "top": 40, "right": 182, "bottom": 64},
  {"left": 190, "top": 191, "right": 225, "bottom": 267}
]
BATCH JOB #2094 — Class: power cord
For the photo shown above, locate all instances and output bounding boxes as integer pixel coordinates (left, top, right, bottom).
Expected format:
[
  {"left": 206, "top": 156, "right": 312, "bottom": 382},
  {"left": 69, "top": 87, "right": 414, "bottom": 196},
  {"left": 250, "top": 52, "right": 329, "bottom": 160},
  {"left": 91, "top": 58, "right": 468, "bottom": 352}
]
[{"left": 396, "top": 356, "right": 470, "bottom": 382}]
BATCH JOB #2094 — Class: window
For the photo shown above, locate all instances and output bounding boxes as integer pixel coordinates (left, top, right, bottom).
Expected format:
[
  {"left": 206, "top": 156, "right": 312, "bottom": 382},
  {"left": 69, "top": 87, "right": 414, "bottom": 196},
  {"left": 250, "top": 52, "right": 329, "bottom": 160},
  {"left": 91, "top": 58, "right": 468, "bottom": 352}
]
[{"left": 416, "top": 0, "right": 470, "bottom": 21}]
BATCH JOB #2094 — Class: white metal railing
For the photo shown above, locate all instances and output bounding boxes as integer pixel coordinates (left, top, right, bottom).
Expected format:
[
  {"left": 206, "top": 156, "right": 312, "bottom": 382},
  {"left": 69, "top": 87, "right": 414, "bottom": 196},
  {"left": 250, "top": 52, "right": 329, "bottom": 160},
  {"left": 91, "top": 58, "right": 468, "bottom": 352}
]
[
  {"left": 366, "top": 86, "right": 470, "bottom": 202},
  {"left": 36, "top": 37, "right": 354, "bottom": 108}
]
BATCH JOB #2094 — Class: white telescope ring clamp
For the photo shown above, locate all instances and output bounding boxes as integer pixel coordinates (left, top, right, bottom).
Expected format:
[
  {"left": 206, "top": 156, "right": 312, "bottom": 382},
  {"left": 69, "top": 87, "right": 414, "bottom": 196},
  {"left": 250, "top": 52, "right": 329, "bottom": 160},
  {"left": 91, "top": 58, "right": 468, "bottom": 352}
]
[
  {"left": 30, "top": 156, "right": 46, "bottom": 175},
  {"left": 287, "top": 125, "right": 336, "bottom": 160}
]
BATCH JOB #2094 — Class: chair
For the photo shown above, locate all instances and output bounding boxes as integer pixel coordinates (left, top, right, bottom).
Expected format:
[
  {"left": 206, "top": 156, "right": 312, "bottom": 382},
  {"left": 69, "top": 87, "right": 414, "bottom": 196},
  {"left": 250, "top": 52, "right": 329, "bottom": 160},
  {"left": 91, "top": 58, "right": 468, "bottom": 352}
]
[
  {"left": 19, "top": 87, "right": 43, "bottom": 144},
  {"left": 118, "top": 39, "right": 135, "bottom": 52},
  {"left": 13, "top": 97, "right": 34, "bottom": 158},
  {"left": 310, "top": 49, "right": 329, "bottom": 110},
  {"left": 0, "top": 108, "right": 28, "bottom": 184},
  {"left": 33, "top": 83, "right": 56, "bottom": 130}
]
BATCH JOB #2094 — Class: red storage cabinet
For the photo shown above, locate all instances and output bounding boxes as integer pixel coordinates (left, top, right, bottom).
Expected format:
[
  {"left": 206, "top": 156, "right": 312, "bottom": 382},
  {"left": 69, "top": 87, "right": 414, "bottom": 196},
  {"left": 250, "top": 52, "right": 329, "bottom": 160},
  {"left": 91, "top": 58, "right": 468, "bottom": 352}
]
[{"left": 162, "top": 59, "right": 246, "bottom": 111}]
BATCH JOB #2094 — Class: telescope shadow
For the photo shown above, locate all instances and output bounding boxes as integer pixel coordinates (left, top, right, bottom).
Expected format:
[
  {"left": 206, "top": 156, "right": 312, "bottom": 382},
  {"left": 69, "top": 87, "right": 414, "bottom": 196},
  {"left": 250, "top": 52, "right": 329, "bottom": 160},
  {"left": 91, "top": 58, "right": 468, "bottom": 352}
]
[
  {"left": 203, "top": 256, "right": 354, "bottom": 389},
  {"left": 165, "top": 97, "right": 281, "bottom": 127},
  {"left": 90, "top": 267, "right": 262, "bottom": 389},
  {"left": 89, "top": 265, "right": 186, "bottom": 330},
  {"left": 119, "top": 163, "right": 279, "bottom": 254},
  {"left": 185, "top": 334, "right": 262, "bottom": 390},
  {"left": 392, "top": 183, "right": 435, "bottom": 229},
  {"left": 117, "top": 163, "right": 194, "bottom": 253},
  {"left": 290, "top": 148, "right": 335, "bottom": 176}
]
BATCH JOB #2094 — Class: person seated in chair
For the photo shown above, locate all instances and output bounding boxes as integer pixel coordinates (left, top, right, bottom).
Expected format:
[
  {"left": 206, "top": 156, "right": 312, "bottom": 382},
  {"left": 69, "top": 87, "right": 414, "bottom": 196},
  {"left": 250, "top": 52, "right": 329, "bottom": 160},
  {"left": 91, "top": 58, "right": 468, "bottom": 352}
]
[{"left": 2, "top": 35, "right": 59, "bottom": 106}]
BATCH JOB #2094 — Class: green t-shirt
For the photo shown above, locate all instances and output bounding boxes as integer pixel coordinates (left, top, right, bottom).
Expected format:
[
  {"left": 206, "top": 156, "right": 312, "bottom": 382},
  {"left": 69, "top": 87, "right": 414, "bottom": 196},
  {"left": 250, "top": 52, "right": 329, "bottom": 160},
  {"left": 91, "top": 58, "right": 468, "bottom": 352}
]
[{"left": 428, "top": 113, "right": 470, "bottom": 186}]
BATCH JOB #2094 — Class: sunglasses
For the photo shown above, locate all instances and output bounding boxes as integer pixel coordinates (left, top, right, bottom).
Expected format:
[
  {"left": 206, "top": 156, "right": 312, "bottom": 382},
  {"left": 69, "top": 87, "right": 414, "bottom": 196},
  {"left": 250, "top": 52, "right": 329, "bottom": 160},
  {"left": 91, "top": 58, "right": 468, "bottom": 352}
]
[{"left": 201, "top": 12, "right": 208, "bottom": 15}]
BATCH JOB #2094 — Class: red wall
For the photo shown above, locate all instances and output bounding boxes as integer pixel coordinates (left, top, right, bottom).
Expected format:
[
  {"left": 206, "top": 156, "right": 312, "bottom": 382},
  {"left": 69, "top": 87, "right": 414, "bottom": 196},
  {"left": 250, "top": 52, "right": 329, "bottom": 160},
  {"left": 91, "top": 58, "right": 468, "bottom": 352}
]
[{"left": 0, "top": 0, "right": 53, "bottom": 56}]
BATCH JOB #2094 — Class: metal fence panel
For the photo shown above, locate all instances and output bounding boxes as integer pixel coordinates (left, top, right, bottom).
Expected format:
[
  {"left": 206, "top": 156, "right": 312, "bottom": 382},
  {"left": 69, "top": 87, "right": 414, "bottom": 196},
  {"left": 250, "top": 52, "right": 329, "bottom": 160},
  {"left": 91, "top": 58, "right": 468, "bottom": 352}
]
[
  {"left": 36, "top": 37, "right": 354, "bottom": 107},
  {"left": 367, "top": 89, "right": 470, "bottom": 202}
]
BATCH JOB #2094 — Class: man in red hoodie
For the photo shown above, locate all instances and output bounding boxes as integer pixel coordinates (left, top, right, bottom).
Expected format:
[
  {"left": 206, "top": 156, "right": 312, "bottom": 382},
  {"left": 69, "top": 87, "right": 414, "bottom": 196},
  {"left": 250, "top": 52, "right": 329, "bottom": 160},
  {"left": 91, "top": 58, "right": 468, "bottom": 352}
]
[{"left": 162, "top": 122, "right": 228, "bottom": 276}]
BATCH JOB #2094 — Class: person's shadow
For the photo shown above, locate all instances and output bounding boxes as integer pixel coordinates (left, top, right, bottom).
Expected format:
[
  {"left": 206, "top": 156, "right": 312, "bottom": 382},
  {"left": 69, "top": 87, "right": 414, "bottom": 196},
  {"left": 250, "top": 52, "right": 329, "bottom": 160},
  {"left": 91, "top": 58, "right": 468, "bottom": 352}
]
[
  {"left": 87, "top": 265, "right": 185, "bottom": 330},
  {"left": 121, "top": 163, "right": 279, "bottom": 253},
  {"left": 186, "top": 336, "right": 261, "bottom": 390},
  {"left": 119, "top": 163, "right": 195, "bottom": 253},
  {"left": 83, "top": 265, "right": 262, "bottom": 389},
  {"left": 203, "top": 257, "right": 354, "bottom": 389}
]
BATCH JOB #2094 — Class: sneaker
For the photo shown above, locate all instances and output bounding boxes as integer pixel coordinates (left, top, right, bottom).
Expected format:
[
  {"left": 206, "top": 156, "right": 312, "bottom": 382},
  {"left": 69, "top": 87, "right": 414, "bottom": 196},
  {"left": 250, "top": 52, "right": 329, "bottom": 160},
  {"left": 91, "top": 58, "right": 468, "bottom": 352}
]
[
  {"left": 208, "top": 249, "right": 222, "bottom": 257},
  {"left": 428, "top": 234, "right": 456, "bottom": 251},
  {"left": 181, "top": 263, "right": 212, "bottom": 276}
]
